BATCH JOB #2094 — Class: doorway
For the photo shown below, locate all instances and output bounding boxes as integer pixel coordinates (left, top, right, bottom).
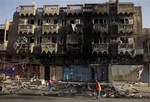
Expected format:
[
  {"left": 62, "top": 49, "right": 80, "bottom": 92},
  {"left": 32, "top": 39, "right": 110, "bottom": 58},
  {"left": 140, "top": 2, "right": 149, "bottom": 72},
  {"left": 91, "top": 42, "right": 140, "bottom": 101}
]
[{"left": 45, "top": 66, "right": 50, "bottom": 80}]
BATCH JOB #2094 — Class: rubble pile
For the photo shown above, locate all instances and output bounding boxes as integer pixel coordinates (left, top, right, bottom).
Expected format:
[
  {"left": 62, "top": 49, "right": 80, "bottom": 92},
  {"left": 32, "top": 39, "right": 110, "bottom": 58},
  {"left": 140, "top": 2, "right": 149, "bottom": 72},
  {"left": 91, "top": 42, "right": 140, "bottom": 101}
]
[
  {"left": 111, "top": 81, "right": 150, "bottom": 98},
  {"left": 1, "top": 74, "right": 150, "bottom": 98},
  {"left": 0, "top": 74, "right": 46, "bottom": 95}
]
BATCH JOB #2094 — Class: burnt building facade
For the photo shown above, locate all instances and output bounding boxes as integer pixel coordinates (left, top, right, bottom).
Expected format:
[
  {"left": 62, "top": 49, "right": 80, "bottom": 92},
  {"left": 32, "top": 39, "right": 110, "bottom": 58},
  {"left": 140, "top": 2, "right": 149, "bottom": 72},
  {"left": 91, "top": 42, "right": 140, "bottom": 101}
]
[{"left": 0, "top": 0, "right": 144, "bottom": 82}]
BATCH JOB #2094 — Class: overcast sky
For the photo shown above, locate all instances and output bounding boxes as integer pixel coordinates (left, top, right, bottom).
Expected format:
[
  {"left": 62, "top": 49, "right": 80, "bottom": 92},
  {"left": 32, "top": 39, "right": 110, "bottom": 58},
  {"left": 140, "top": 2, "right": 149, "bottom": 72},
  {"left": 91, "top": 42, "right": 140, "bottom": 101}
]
[{"left": 0, "top": 0, "right": 150, "bottom": 28}]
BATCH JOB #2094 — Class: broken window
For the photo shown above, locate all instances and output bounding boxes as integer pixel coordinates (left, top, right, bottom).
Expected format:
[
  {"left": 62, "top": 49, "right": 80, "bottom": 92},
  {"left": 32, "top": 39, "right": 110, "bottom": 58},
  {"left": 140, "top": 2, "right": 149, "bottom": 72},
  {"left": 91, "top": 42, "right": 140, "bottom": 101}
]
[
  {"left": 99, "top": 19, "right": 107, "bottom": 24},
  {"left": 70, "top": 20, "right": 75, "bottom": 24},
  {"left": 38, "top": 19, "right": 43, "bottom": 26},
  {"left": 99, "top": 19, "right": 103, "bottom": 24},
  {"left": 54, "top": 19, "right": 58, "bottom": 24},
  {"left": 103, "top": 37, "right": 107, "bottom": 43},
  {"left": 94, "top": 19, "right": 98, "bottom": 24},
  {"left": 111, "top": 37, "right": 117, "bottom": 41},
  {"left": 28, "top": 19, "right": 34, "bottom": 24},
  {"left": 21, "top": 55, "right": 26, "bottom": 59},
  {"left": 46, "top": 19, "right": 51, "bottom": 23},
  {"left": 120, "top": 37, "right": 128, "bottom": 43},
  {"left": 52, "top": 37, "right": 57, "bottom": 43},
  {"left": 94, "top": 38, "right": 99, "bottom": 43},
  {"left": 48, "top": 37, "right": 51, "bottom": 40},
  {"left": 37, "top": 37, "right": 41, "bottom": 44},
  {"left": 111, "top": 18, "right": 117, "bottom": 23},
  {"left": 125, "top": 19, "right": 128, "bottom": 24},
  {"left": 62, "top": 19, "right": 67, "bottom": 26},
  {"left": 100, "top": 38, "right": 102, "bottom": 43},
  {"left": 60, "top": 37, "right": 66, "bottom": 44},
  {"left": 6, "top": 31, "right": 8, "bottom": 40},
  {"left": 120, "top": 19, "right": 124, "bottom": 24},
  {"left": 104, "top": 19, "right": 107, "bottom": 24},
  {"left": 29, "top": 37, "right": 34, "bottom": 43}
]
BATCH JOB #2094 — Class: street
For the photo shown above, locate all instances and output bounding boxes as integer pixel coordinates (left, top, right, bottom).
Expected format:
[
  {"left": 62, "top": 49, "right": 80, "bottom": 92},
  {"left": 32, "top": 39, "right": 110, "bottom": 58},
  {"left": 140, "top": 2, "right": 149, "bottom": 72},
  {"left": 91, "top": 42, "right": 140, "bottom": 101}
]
[{"left": 0, "top": 95, "right": 150, "bottom": 102}]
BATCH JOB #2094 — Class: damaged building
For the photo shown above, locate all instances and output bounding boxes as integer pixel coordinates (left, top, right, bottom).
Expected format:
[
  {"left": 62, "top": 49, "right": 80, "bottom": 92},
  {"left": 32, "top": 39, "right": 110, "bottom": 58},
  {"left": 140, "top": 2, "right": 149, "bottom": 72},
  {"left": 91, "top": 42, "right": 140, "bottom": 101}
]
[{"left": 0, "top": 0, "right": 147, "bottom": 83}]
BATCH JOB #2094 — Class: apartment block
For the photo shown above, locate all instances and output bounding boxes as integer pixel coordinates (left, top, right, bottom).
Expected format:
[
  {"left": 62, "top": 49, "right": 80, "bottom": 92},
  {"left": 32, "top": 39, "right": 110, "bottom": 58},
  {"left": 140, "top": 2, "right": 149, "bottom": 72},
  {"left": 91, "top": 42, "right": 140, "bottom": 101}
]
[{"left": 0, "top": 0, "right": 145, "bottom": 82}]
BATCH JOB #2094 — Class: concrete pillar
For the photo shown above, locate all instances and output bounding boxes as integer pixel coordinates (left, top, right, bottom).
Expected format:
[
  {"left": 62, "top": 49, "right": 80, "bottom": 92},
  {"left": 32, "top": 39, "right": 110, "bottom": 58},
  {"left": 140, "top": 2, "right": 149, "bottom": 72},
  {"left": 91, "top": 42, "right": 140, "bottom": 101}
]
[{"left": 148, "top": 65, "right": 150, "bottom": 87}]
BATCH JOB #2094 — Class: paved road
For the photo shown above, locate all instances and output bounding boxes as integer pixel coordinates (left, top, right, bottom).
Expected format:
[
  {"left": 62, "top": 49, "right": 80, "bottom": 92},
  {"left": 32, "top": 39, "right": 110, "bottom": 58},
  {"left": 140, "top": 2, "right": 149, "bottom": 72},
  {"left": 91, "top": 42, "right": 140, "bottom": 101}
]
[{"left": 0, "top": 95, "right": 150, "bottom": 102}]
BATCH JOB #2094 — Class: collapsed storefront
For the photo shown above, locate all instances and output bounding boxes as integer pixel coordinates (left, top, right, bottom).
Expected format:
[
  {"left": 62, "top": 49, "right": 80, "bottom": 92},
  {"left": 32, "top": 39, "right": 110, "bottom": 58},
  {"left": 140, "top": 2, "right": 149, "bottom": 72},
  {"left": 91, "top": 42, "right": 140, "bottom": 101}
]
[
  {"left": 109, "top": 65, "right": 145, "bottom": 81},
  {"left": 41, "top": 64, "right": 109, "bottom": 82},
  {"left": 0, "top": 63, "right": 148, "bottom": 83}
]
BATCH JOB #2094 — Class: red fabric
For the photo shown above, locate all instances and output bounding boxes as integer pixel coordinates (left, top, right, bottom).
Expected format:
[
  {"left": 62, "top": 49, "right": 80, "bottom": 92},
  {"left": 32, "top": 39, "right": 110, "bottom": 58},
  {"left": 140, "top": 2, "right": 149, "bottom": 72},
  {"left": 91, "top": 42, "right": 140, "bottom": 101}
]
[{"left": 96, "top": 81, "right": 101, "bottom": 91}]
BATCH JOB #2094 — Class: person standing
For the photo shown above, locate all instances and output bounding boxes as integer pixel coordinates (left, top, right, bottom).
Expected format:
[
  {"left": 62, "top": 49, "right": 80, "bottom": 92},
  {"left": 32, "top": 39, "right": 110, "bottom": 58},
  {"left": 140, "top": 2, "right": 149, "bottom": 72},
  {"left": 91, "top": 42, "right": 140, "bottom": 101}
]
[
  {"left": 48, "top": 79, "right": 53, "bottom": 91},
  {"left": 95, "top": 80, "right": 101, "bottom": 99}
]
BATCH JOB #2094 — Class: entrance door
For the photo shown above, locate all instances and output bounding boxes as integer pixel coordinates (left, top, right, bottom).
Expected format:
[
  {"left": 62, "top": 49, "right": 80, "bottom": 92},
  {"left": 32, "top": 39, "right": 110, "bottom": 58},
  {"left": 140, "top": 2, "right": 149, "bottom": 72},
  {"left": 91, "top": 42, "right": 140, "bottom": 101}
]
[
  {"left": 45, "top": 66, "right": 50, "bottom": 80},
  {"left": 97, "top": 65, "right": 108, "bottom": 81}
]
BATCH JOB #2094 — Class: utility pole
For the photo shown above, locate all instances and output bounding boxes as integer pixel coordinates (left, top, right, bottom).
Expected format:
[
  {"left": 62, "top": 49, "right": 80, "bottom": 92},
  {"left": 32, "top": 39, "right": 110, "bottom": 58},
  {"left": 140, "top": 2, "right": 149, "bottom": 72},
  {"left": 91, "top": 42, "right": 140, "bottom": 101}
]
[
  {"left": 148, "top": 41, "right": 150, "bottom": 87},
  {"left": 146, "top": 29, "right": 150, "bottom": 87}
]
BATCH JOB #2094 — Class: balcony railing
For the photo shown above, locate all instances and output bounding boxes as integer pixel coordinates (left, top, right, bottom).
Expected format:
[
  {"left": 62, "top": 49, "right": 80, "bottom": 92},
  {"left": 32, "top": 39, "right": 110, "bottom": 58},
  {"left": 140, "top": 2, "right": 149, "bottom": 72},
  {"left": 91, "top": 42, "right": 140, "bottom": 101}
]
[
  {"left": 15, "top": 43, "right": 35, "bottom": 53},
  {"left": 83, "top": 7, "right": 92, "bottom": 12},
  {"left": 118, "top": 43, "right": 135, "bottom": 54},
  {"left": 18, "top": 24, "right": 35, "bottom": 34},
  {"left": 93, "top": 24, "right": 108, "bottom": 33},
  {"left": 93, "top": 4, "right": 109, "bottom": 14},
  {"left": 19, "top": 5, "right": 36, "bottom": 16},
  {"left": 41, "top": 42, "right": 57, "bottom": 53},
  {"left": 42, "top": 24, "right": 59, "bottom": 34},
  {"left": 118, "top": 24, "right": 133, "bottom": 34},
  {"left": 67, "top": 5, "right": 83, "bottom": 15},
  {"left": 92, "top": 43, "right": 109, "bottom": 54},
  {"left": 117, "top": 4, "right": 134, "bottom": 14},
  {"left": 66, "top": 44, "right": 82, "bottom": 51},
  {"left": 43, "top": 5, "right": 59, "bottom": 15}
]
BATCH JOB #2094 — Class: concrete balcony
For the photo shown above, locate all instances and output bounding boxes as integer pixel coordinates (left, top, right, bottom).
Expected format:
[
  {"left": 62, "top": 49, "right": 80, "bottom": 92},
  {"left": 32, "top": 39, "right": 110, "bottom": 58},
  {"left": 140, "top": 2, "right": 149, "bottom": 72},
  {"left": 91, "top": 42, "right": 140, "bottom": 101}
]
[
  {"left": 66, "top": 34, "right": 82, "bottom": 44},
  {"left": 118, "top": 24, "right": 133, "bottom": 34},
  {"left": 118, "top": 43, "right": 135, "bottom": 54},
  {"left": 0, "top": 41, "right": 8, "bottom": 51},
  {"left": 92, "top": 43, "right": 109, "bottom": 54},
  {"left": 93, "top": 24, "right": 108, "bottom": 33},
  {"left": 67, "top": 5, "right": 83, "bottom": 15},
  {"left": 41, "top": 42, "right": 57, "bottom": 53},
  {"left": 19, "top": 5, "right": 36, "bottom": 16},
  {"left": 18, "top": 24, "right": 35, "bottom": 34},
  {"left": 93, "top": 4, "right": 109, "bottom": 15},
  {"left": 43, "top": 5, "right": 59, "bottom": 15},
  {"left": 15, "top": 43, "right": 35, "bottom": 53},
  {"left": 42, "top": 24, "right": 59, "bottom": 34},
  {"left": 117, "top": 4, "right": 134, "bottom": 15}
]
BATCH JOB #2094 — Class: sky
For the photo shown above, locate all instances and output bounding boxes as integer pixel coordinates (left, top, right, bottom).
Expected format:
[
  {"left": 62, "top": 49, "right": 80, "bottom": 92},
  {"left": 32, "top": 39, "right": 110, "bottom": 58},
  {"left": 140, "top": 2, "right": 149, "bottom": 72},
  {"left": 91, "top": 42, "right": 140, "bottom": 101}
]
[{"left": 0, "top": 0, "right": 150, "bottom": 28}]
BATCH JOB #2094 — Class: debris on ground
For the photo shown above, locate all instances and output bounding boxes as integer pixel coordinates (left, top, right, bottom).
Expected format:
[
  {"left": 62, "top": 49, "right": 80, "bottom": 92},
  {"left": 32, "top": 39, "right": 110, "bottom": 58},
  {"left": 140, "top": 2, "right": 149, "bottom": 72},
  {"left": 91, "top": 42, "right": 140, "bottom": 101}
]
[{"left": 0, "top": 74, "right": 150, "bottom": 98}]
